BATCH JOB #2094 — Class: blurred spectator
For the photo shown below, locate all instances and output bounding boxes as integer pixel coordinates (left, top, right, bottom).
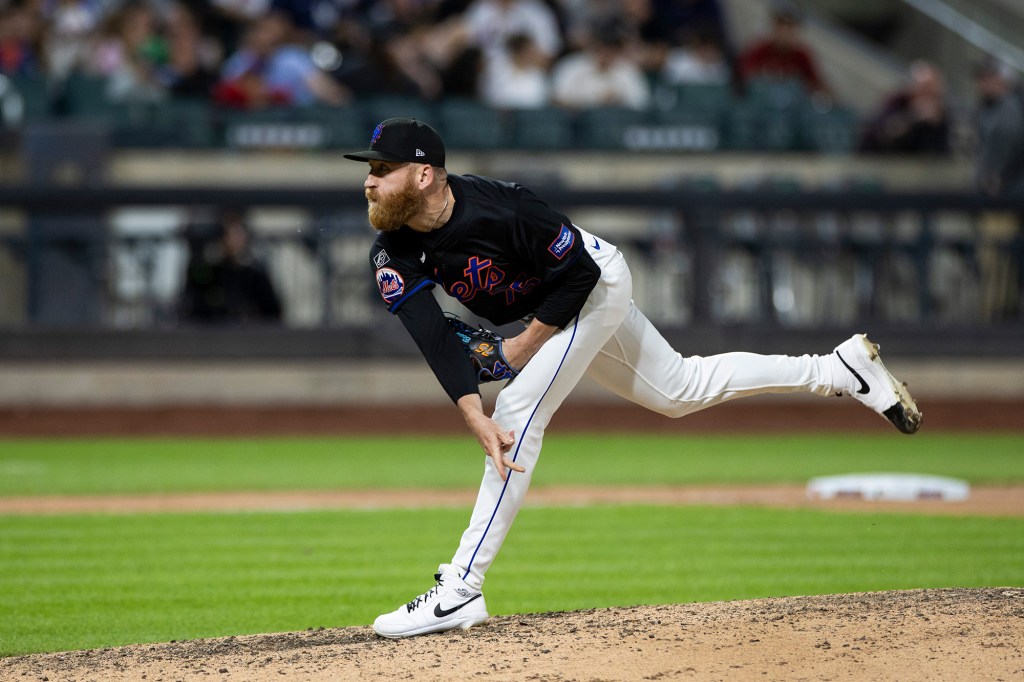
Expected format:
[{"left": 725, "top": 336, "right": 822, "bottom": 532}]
[
  {"left": 215, "top": 12, "right": 347, "bottom": 107},
  {"left": 344, "top": 2, "right": 448, "bottom": 100},
  {"left": 973, "top": 57, "right": 1024, "bottom": 196},
  {"left": 551, "top": 19, "right": 649, "bottom": 110},
  {"left": 437, "top": 41, "right": 483, "bottom": 97},
  {"left": 428, "top": 0, "right": 561, "bottom": 93},
  {"left": 479, "top": 31, "right": 550, "bottom": 108},
  {"left": 0, "top": 3, "right": 46, "bottom": 76},
  {"left": 660, "top": 28, "right": 730, "bottom": 86},
  {"left": 43, "top": 0, "right": 103, "bottom": 79},
  {"left": 859, "top": 60, "right": 951, "bottom": 155},
  {"left": 179, "top": 207, "right": 283, "bottom": 325},
  {"left": 616, "top": 0, "right": 675, "bottom": 75},
  {"left": 972, "top": 58, "right": 1024, "bottom": 322},
  {"left": 268, "top": 0, "right": 363, "bottom": 42},
  {"left": 331, "top": 24, "right": 437, "bottom": 98},
  {"left": 559, "top": 0, "right": 618, "bottom": 49},
  {"left": 460, "top": 0, "right": 562, "bottom": 64},
  {"left": 737, "top": 1, "right": 829, "bottom": 97},
  {"left": 207, "top": 0, "right": 271, "bottom": 54},
  {"left": 650, "top": 0, "right": 732, "bottom": 52},
  {"left": 86, "top": 1, "right": 169, "bottom": 102},
  {"left": 156, "top": 2, "right": 222, "bottom": 98}
]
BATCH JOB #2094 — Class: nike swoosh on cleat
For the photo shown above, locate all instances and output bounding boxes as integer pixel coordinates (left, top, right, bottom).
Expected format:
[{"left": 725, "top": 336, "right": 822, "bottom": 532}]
[
  {"left": 433, "top": 593, "right": 482, "bottom": 618},
  {"left": 836, "top": 351, "right": 870, "bottom": 395},
  {"left": 592, "top": 237, "right": 600, "bottom": 250}
]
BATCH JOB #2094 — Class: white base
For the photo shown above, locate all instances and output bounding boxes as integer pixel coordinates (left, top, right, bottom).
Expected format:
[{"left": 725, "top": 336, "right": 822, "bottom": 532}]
[{"left": 807, "top": 473, "right": 970, "bottom": 502}]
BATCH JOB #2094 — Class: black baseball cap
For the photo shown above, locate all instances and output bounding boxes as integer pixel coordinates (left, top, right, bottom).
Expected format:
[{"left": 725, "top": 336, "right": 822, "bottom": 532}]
[{"left": 343, "top": 117, "right": 445, "bottom": 167}]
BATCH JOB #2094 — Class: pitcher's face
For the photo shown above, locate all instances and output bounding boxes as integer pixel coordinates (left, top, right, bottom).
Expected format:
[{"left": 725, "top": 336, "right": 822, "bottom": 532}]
[{"left": 364, "top": 161, "right": 424, "bottom": 232}]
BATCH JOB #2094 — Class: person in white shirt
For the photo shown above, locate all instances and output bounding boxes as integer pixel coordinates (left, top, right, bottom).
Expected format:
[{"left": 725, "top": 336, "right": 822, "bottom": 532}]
[
  {"left": 462, "top": 0, "right": 562, "bottom": 65},
  {"left": 551, "top": 21, "right": 650, "bottom": 110},
  {"left": 480, "top": 32, "right": 551, "bottom": 109}
]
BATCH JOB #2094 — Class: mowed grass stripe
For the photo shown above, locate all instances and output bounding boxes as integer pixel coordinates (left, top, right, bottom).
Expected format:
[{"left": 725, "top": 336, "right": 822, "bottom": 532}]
[
  {"left": 2, "top": 505, "right": 1022, "bottom": 656},
  {"left": 1, "top": 433, "right": 1023, "bottom": 496}
]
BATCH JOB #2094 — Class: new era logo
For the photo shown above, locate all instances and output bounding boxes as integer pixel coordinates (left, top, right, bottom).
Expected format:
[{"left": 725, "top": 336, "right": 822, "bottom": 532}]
[{"left": 415, "top": 148, "right": 425, "bottom": 157}]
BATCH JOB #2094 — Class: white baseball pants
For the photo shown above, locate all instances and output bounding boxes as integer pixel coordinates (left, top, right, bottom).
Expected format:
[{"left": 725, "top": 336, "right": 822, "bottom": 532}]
[{"left": 451, "top": 229, "right": 838, "bottom": 589}]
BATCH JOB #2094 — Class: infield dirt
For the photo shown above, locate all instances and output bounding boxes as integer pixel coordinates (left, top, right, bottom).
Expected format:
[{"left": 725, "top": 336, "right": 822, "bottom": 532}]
[{"left": 2, "top": 588, "right": 1022, "bottom": 681}]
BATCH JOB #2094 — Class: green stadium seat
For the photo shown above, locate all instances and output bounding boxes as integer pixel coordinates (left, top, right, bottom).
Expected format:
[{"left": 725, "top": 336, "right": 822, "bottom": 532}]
[
  {"left": 358, "top": 95, "right": 435, "bottom": 130},
  {"left": 8, "top": 75, "right": 53, "bottom": 123},
  {"left": 744, "top": 76, "right": 808, "bottom": 111},
  {"left": 306, "top": 103, "right": 366, "bottom": 149},
  {"left": 667, "top": 82, "right": 734, "bottom": 117},
  {"left": 62, "top": 74, "right": 114, "bottom": 118},
  {"left": 510, "top": 107, "right": 573, "bottom": 150},
  {"left": 150, "top": 98, "right": 215, "bottom": 148},
  {"left": 576, "top": 107, "right": 649, "bottom": 150},
  {"left": 724, "top": 104, "right": 799, "bottom": 151},
  {"left": 437, "top": 99, "right": 509, "bottom": 150},
  {"left": 799, "top": 105, "right": 859, "bottom": 154}
]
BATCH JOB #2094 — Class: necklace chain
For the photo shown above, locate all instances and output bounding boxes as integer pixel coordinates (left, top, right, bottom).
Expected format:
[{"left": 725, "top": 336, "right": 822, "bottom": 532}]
[{"left": 428, "top": 185, "right": 450, "bottom": 231}]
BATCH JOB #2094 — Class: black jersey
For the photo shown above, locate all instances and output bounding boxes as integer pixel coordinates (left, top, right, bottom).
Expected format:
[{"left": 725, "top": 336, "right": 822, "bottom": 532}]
[
  {"left": 369, "top": 174, "right": 599, "bottom": 328},
  {"left": 368, "top": 174, "right": 601, "bottom": 403}
]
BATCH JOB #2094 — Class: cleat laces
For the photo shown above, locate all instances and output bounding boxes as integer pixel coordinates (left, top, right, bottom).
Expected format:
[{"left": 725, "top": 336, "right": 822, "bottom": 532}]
[{"left": 406, "top": 573, "right": 445, "bottom": 612}]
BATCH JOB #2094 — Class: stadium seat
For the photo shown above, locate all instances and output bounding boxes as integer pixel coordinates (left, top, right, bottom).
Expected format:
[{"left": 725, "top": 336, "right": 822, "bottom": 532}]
[
  {"left": 724, "top": 104, "right": 799, "bottom": 151},
  {"left": 358, "top": 95, "right": 435, "bottom": 131},
  {"left": 666, "top": 82, "right": 734, "bottom": 117},
  {"left": 7, "top": 75, "right": 53, "bottom": 124},
  {"left": 149, "top": 98, "right": 215, "bottom": 148},
  {"left": 306, "top": 104, "right": 366, "bottom": 149},
  {"left": 510, "top": 107, "right": 573, "bottom": 150},
  {"left": 744, "top": 76, "right": 808, "bottom": 111},
  {"left": 576, "top": 107, "right": 649, "bottom": 150},
  {"left": 61, "top": 74, "right": 114, "bottom": 118},
  {"left": 799, "top": 105, "right": 859, "bottom": 154},
  {"left": 437, "top": 99, "right": 509, "bottom": 150}
]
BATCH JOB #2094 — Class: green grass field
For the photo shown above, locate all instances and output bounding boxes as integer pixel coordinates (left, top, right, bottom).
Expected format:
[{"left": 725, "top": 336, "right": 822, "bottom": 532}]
[
  {"left": 2, "top": 433, "right": 1023, "bottom": 495},
  {"left": 2, "top": 433, "right": 1023, "bottom": 657}
]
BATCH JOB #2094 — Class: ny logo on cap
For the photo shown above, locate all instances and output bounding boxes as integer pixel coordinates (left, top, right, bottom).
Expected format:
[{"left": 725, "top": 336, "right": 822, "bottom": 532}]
[{"left": 370, "top": 123, "right": 384, "bottom": 146}]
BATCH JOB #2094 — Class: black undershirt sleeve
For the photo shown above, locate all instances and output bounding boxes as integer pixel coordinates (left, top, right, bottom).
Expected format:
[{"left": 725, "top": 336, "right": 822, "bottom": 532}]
[
  {"left": 532, "top": 248, "right": 601, "bottom": 328},
  {"left": 395, "top": 289, "right": 480, "bottom": 404}
]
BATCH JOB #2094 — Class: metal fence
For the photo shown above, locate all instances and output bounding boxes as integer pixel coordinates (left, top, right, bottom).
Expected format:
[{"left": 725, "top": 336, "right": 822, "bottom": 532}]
[{"left": 0, "top": 186, "right": 1021, "bottom": 359}]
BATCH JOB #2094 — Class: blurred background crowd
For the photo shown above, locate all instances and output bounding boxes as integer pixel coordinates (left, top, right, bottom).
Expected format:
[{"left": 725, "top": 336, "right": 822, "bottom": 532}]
[
  {"left": 0, "top": 0, "right": 1017, "bottom": 167},
  {"left": 0, "top": 0, "right": 1021, "bottom": 340},
  {"left": 0, "top": 0, "right": 770, "bottom": 109}
]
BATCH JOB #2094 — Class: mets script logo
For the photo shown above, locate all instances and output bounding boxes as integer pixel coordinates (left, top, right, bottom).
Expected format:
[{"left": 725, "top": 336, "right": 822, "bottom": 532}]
[
  {"left": 375, "top": 267, "right": 404, "bottom": 303},
  {"left": 445, "top": 256, "right": 540, "bottom": 305},
  {"left": 548, "top": 224, "right": 574, "bottom": 260},
  {"left": 449, "top": 256, "right": 505, "bottom": 303},
  {"left": 370, "top": 123, "right": 384, "bottom": 146}
]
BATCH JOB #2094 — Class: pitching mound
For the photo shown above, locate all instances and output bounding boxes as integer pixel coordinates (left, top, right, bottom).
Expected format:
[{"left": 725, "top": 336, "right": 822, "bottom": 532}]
[{"left": 3, "top": 588, "right": 1021, "bottom": 681}]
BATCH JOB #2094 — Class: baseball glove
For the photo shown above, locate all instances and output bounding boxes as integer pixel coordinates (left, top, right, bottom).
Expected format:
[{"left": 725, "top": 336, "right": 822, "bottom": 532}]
[{"left": 446, "top": 315, "right": 519, "bottom": 384}]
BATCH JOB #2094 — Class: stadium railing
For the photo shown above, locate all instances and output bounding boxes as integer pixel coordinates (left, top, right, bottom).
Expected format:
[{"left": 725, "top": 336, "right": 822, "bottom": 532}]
[{"left": 0, "top": 184, "right": 1020, "bottom": 360}]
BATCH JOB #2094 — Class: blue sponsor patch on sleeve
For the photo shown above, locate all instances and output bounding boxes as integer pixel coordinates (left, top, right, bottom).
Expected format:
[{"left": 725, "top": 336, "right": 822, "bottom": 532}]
[{"left": 548, "top": 224, "right": 575, "bottom": 260}]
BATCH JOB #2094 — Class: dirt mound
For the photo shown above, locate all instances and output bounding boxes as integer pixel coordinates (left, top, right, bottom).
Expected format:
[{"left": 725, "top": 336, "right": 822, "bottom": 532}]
[{"left": 4, "top": 588, "right": 1021, "bottom": 681}]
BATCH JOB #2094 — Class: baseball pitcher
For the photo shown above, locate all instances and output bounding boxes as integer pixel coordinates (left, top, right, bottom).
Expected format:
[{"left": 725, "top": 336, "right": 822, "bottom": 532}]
[{"left": 344, "top": 118, "right": 922, "bottom": 639}]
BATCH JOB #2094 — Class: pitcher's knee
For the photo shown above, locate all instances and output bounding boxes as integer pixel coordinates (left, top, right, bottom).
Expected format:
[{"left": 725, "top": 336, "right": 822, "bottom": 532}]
[{"left": 651, "top": 399, "right": 701, "bottom": 419}]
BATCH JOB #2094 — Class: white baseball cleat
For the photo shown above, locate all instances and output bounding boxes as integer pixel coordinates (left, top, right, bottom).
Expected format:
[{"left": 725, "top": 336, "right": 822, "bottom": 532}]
[
  {"left": 373, "top": 564, "right": 489, "bottom": 639},
  {"left": 832, "top": 333, "right": 923, "bottom": 435}
]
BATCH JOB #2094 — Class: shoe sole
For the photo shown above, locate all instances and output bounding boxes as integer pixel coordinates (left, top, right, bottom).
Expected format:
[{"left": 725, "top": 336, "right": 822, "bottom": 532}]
[
  {"left": 858, "top": 334, "right": 923, "bottom": 435},
  {"left": 373, "top": 613, "right": 489, "bottom": 640}
]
